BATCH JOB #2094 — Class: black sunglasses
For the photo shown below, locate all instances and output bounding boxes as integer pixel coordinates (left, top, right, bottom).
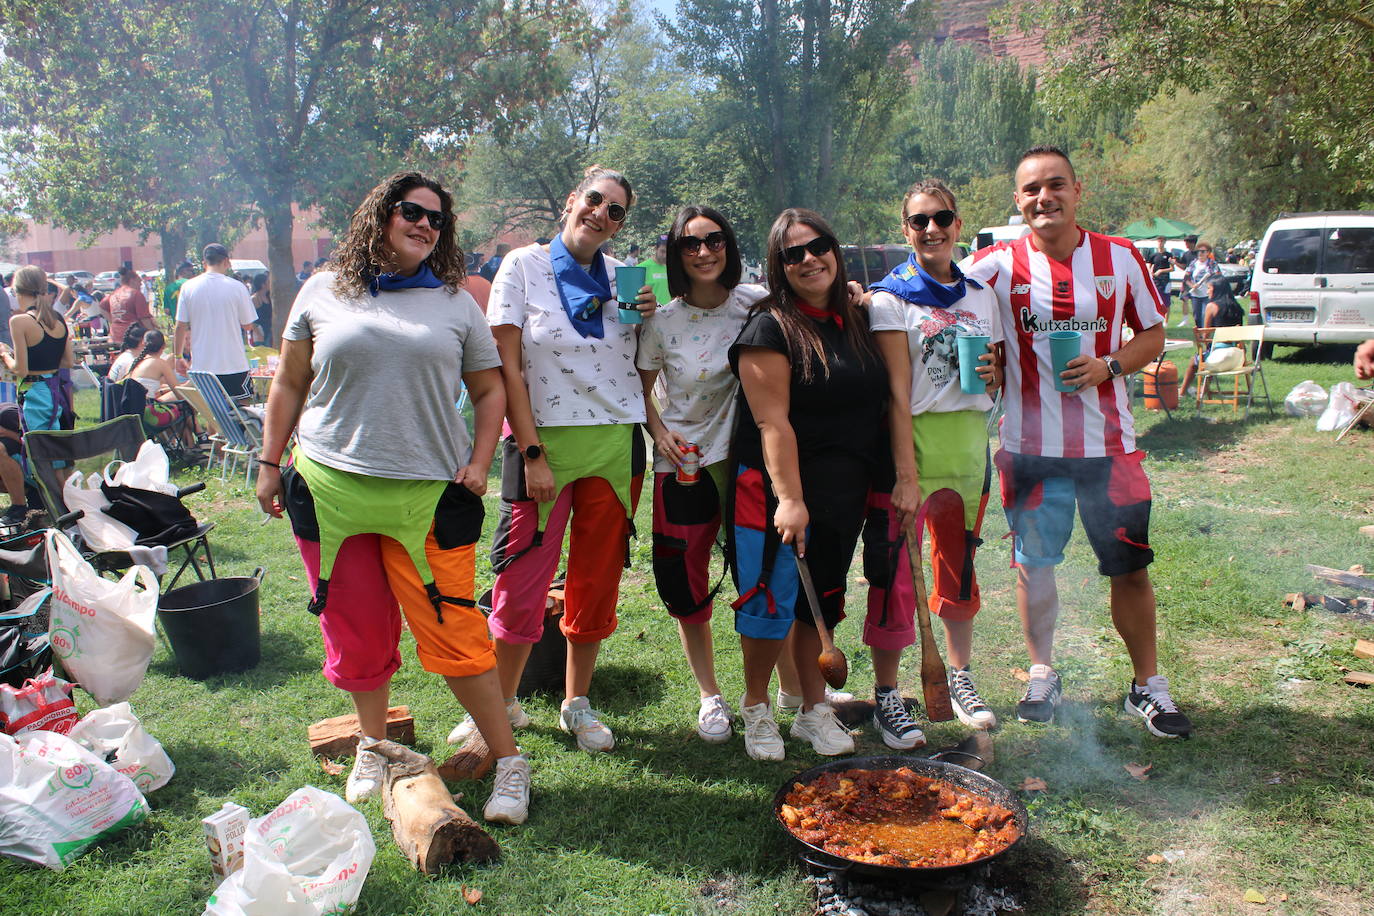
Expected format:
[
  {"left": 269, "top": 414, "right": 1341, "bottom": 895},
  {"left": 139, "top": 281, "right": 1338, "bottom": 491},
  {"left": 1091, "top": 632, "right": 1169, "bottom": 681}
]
[
  {"left": 583, "top": 189, "right": 627, "bottom": 223},
  {"left": 391, "top": 200, "right": 448, "bottom": 231},
  {"left": 904, "top": 209, "right": 957, "bottom": 231},
  {"left": 780, "top": 236, "right": 836, "bottom": 265},
  {"left": 679, "top": 231, "right": 727, "bottom": 255}
]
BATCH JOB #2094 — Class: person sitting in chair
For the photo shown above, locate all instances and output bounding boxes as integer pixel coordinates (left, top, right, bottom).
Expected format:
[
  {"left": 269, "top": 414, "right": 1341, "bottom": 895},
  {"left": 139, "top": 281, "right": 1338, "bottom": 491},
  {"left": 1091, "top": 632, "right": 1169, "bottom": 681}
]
[
  {"left": 126, "top": 330, "right": 199, "bottom": 450},
  {"left": 1180, "top": 275, "right": 1245, "bottom": 397}
]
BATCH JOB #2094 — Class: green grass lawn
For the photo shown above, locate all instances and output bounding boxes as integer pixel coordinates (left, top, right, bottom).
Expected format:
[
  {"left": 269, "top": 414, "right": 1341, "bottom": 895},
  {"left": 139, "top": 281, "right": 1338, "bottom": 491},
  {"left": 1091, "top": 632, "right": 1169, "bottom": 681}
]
[{"left": 2, "top": 343, "right": 1372, "bottom": 915}]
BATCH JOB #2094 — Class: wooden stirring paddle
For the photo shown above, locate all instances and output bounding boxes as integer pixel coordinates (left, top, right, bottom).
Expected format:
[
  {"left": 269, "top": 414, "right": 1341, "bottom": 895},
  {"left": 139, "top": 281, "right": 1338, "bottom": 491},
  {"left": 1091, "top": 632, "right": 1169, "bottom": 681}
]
[
  {"left": 905, "top": 522, "right": 955, "bottom": 722},
  {"left": 795, "top": 554, "right": 848, "bottom": 688}
]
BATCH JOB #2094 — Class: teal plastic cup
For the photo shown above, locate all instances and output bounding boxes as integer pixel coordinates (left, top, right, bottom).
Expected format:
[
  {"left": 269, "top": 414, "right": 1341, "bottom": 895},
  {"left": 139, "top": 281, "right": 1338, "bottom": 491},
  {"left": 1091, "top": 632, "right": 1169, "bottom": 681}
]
[
  {"left": 955, "top": 334, "right": 990, "bottom": 394},
  {"left": 615, "top": 266, "right": 646, "bottom": 325},
  {"left": 1048, "top": 330, "right": 1082, "bottom": 392}
]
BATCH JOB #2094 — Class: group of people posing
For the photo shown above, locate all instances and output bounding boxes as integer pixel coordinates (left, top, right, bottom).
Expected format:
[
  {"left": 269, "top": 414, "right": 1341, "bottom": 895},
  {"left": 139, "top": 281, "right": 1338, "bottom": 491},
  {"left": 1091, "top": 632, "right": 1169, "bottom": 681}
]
[{"left": 255, "top": 144, "right": 1193, "bottom": 830}]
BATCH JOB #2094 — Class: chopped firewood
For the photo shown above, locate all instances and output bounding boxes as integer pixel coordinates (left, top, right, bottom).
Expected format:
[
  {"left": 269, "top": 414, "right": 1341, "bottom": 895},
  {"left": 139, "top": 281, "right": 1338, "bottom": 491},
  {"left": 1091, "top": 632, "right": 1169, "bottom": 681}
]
[
  {"left": 308, "top": 706, "right": 415, "bottom": 757},
  {"left": 1342, "top": 671, "right": 1374, "bottom": 687},
  {"left": 373, "top": 740, "right": 500, "bottom": 873},
  {"left": 1355, "top": 639, "right": 1374, "bottom": 661},
  {"left": 1285, "top": 593, "right": 1374, "bottom": 617},
  {"left": 1306, "top": 565, "right": 1374, "bottom": 593},
  {"left": 1360, "top": 525, "right": 1374, "bottom": 539},
  {"left": 438, "top": 732, "right": 493, "bottom": 781}
]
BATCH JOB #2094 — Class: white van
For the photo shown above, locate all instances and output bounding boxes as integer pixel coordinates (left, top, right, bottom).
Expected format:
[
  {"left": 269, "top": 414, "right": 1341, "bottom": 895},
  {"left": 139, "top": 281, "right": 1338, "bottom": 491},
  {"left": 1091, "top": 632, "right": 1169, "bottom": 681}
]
[
  {"left": 973, "top": 218, "right": 1030, "bottom": 250},
  {"left": 1251, "top": 212, "right": 1374, "bottom": 346}
]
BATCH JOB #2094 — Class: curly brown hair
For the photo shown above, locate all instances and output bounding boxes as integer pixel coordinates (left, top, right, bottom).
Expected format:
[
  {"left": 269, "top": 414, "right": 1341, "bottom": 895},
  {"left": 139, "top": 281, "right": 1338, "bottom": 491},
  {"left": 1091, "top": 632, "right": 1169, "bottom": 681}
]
[{"left": 329, "top": 172, "right": 465, "bottom": 299}]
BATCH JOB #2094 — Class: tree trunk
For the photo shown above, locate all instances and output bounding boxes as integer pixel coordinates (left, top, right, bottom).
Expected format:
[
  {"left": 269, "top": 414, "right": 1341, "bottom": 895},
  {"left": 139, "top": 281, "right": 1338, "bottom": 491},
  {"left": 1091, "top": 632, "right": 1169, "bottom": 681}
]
[
  {"left": 263, "top": 196, "right": 301, "bottom": 347},
  {"left": 761, "top": 0, "right": 789, "bottom": 215},
  {"left": 159, "top": 227, "right": 186, "bottom": 285}
]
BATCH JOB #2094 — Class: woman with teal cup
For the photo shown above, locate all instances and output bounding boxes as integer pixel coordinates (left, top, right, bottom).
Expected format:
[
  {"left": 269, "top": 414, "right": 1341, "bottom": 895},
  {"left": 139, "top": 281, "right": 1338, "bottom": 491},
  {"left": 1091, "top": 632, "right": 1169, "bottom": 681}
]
[{"left": 867, "top": 178, "right": 1004, "bottom": 733}]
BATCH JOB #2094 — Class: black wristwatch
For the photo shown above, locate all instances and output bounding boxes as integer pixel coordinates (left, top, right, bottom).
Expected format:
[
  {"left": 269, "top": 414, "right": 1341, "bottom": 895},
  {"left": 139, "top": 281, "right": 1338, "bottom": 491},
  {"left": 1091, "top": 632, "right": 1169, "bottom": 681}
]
[
  {"left": 1103, "top": 355, "right": 1124, "bottom": 378},
  {"left": 523, "top": 443, "right": 544, "bottom": 460}
]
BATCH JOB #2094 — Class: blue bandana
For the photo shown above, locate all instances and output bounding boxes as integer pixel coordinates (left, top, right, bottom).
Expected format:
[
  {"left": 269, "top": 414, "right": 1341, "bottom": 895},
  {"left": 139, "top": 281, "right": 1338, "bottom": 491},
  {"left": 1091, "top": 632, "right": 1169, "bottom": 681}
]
[
  {"left": 549, "top": 234, "right": 612, "bottom": 339},
  {"left": 869, "top": 254, "right": 981, "bottom": 309},
  {"left": 368, "top": 262, "right": 445, "bottom": 297}
]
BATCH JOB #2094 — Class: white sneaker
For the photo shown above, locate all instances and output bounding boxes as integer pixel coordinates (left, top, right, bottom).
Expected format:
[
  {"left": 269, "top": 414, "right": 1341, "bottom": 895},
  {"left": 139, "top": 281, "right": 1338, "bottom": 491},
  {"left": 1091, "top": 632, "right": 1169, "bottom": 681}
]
[
  {"left": 559, "top": 696, "right": 614, "bottom": 752},
  {"left": 697, "top": 694, "right": 734, "bottom": 744},
  {"left": 448, "top": 697, "right": 531, "bottom": 745},
  {"left": 776, "top": 686, "right": 857, "bottom": 711},
  {"left": 739, "top": 698, "right": 785, "bottom": 761},
  {"left": 483, "top": 753, "right": 531, "bottom": 825},
  {"left": 791, "top": 702, "right": 855, "bottom": 756},
  {"left": 345, "top": 737, "right": 385, "bottom": 803}
]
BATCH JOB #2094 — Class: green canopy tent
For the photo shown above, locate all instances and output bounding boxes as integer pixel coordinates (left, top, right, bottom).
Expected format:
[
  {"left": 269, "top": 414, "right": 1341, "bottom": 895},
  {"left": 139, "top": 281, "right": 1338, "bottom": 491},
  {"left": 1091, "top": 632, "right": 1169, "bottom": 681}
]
[{"left": 1120, "top": 217, "right": 1200, "bottom": 240}]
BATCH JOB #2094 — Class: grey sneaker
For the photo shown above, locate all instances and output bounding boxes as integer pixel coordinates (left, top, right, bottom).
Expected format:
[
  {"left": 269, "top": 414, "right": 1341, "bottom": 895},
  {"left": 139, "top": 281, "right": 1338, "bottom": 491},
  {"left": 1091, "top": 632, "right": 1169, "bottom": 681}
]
[
  {"left": 1016, "top": 664, "right": 1062, "bottom": 724},
  {"left": 776, "top": 686, "right": 857, "bottom": 711},
  {"left": 559, "top": 696, "right": 614, "bottom": 752},
  {"left": 1125, "top": 675, "right": 1193, "bottom": 739},
  {"left": 345, "top": 736, "right": 385, "bottom": 803},
  {"left": 740, "top": 698, "right": 785, "bottom": 761},
  {"left": 483, "top": 753, "right": 531, "bottom": 824},
  {"left": 872, "top": 687, "right": 926, "bottom": 750},
  {"left": 448, "top": 697, "right": 530, "bottom": 745},
  {"left": 697, "top": 694, "right": 734, "bottom": 744},
  {"left": 791, "top": 702, "right": 855, "bottom": 756},
  {"left": 949, "top": 667, "right": 998, "bottom": 730}
]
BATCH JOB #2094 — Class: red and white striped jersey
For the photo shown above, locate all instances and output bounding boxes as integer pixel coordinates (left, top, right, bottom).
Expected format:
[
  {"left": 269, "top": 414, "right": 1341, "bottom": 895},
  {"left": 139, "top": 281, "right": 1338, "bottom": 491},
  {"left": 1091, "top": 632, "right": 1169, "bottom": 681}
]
[{"left": 962, "top": 228, "right": 1164, "bottom": 458}]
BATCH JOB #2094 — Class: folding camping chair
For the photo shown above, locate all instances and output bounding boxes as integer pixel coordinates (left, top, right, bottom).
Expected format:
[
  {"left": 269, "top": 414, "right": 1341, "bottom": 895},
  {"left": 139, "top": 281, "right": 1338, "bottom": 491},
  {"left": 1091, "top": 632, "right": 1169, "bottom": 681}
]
[
  {"left": 1193, "top": 325, "right": 1275, "bottom": 419},
  {"left": 106, "top": 378, "right": 200, "bottom": 467},
  {"left": 189, "top": 371, "right": 263, "bottom": 486},
  {"left": 22, "top": 414, "right": 216, "bottom": 590}
]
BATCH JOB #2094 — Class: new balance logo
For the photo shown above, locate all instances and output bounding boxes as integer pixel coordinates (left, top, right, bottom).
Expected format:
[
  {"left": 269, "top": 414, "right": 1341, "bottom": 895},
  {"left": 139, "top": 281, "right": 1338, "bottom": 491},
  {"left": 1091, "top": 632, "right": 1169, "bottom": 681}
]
[{"left": 1011, "top": 283, "right": 1031, "bottom": 295}]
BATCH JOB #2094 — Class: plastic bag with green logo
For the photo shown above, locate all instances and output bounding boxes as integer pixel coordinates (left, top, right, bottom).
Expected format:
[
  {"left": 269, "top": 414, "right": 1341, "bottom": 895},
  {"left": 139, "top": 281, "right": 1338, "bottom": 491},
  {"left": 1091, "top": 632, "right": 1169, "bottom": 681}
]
[
  {"left": 0, "top": 729, "right": 149, "bottom": 869},
  {"left": 68, "top": 702, "right": 175, "bottom": 793}
]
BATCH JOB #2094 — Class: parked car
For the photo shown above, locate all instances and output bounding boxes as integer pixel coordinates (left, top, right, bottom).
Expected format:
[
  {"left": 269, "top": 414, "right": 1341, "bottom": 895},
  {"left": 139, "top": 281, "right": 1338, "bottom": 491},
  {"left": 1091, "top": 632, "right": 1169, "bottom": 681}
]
[
  {"left": 973, "top": 221, "right": 1030, "bottom": 251},
  {"left": 1249, "top": 211, "right": 1374, "bottom": 350},
  {"left": 93, "top": 270, "right": 120, "bottom": 292},
  {"left": 53, "top": 270, "right": 97, "bottom": 290},
  {"left": 230, "top": 258, "right": 269, "bottom": 286},
  {"left": 841, "top": 244, "right": 909, "bottom": 288}
]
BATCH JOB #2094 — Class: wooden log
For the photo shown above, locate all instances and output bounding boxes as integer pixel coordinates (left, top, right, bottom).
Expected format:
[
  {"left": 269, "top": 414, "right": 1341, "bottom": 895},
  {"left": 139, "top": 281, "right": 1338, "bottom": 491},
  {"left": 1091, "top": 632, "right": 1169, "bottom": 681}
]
[
  {"left": 373, "top": 740, "right": 500, "bottom": 873},
  {"left": 438, "top": 732, "right": 493, "bottom": 782},
  {"left": 1342, "top": 671, "right": 1374, "bottom": 687},
  {"left": 308, "top": 706, "right": 414, "bottom": 758},
  {"left": 1359, "top": 525, "right": 1374, "bottom": 539},
  {"left": 1355, "top": 639, "right": 1374, "bottom": 661},
  {"left": 1306, "top": 565, "right": 1374, "bottom": 594}
]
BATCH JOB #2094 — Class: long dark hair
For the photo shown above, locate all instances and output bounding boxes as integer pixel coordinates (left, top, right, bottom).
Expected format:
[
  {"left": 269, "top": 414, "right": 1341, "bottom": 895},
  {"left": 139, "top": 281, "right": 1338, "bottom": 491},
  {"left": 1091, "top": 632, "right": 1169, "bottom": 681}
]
[
  {"left": 761, "top": 208, "right": 878, "bottom": 382},
  {"left": 665, "top": 205, "right": 742, "bottom": 299},
  {"left": 331, "top": 171, "right": 464, "bottom": 299},
  {"left": 129, "top": 329, "right": 166, "bottom": 373}
]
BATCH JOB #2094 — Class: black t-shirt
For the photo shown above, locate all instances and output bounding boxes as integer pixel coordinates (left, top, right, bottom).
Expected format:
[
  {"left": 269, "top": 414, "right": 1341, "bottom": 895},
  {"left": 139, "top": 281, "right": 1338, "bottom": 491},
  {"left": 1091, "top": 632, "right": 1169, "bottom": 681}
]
[
  {"left": 728, "top": 308, "right": 888, "bottom": 520},
  {"left": 1147, "top": 250, "right": 1173, "bottom": 280}
]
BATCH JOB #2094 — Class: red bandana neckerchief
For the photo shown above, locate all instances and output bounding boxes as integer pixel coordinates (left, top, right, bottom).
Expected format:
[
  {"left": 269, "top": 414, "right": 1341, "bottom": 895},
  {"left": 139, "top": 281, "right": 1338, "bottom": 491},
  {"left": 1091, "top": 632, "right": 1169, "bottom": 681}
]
[{"left": 796, "top": 299, "right": 843, "bottom": 329}]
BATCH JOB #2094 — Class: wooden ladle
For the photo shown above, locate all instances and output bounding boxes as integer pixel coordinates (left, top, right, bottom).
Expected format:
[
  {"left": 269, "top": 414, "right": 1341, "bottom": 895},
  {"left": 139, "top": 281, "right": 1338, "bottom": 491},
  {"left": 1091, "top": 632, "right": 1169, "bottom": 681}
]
[{"left": 796, "top": 555, "right": 848, "bottom": 688}]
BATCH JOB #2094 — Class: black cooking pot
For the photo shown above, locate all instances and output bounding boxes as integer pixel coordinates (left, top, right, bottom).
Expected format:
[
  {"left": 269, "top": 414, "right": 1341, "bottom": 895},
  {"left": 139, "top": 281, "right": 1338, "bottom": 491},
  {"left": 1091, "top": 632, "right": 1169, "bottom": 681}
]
[{"left": 773, "top": 753, "right": 1029, "bottom": 887}]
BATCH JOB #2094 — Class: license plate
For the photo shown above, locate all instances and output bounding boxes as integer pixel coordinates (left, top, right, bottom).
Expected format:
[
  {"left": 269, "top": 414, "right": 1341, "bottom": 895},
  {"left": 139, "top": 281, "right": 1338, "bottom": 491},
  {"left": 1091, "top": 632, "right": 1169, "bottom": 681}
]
[{"left": 1266, "top": 308, "right": 1314, "bottom": 323}]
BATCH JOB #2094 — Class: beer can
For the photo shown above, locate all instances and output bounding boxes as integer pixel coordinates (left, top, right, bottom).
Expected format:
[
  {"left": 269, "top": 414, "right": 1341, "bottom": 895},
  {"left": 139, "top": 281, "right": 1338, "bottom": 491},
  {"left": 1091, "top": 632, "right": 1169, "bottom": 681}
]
[{"left": 676, "top": 441, "right": 701, "bottom": 485}]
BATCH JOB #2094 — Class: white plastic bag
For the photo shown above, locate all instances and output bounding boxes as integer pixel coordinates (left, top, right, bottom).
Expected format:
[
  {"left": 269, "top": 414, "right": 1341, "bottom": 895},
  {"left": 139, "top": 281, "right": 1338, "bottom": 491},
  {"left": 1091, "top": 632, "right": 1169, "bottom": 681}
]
[
  {"left": 106, "top": 441, "right": 178, "bottom": 496},
  {"left": 1284, "top": 380, "right": 1328, "bottom": 416},
  {"left": 46, "top": 529, "right": 158, "bottom": 706},
  {"left": 205, "top": 786, "right": 376, "bottom": 916},
  {"left": 1317, "top": 381, "right": 1359, "bottom": 431},
  {"left": 0, "top": 729, "right": 149, "bottom": 870},
  {"left": 68, "top": 702, "right": 174, "bottom": 793},
  {"left": 1203, "top": 345, "right": 1244, "bottom": 372},
  {"left": 62, "top": 471, "right": 138, "bottom": 551}
]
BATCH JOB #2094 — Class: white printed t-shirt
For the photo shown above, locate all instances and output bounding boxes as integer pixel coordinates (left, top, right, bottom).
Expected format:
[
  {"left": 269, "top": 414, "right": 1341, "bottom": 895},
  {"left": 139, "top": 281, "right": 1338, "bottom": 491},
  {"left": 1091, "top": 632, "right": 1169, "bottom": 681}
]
[
  {"left": 962, "top": 228, "right": 1164, "bottom": 458},
  {"left": 488, "top": 244, "right": 645, "bottom": 427},
  {"left": 636, "top": 284, "right": 766, "bottom": 473},
  {"left": 869, "top": 282, "right": 1003, "bottom": 417},
  {"left": 175, "top": 271, "right": 257, "bottom": 374}
]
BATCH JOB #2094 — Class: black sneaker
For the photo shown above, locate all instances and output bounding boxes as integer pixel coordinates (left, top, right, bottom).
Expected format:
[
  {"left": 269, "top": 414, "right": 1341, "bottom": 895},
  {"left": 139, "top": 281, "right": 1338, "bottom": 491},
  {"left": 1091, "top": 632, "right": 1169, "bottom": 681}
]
[
  {"left": 872, "top": 686, "right": 926, "bottom": 750},
  {"left": 1125, "top": 675, "right": 1193, "bottom": 738},
  {"left": 1, "top": 505, "right": 27, "bottom": 524},
  {"left": 1016, "top": 664, "right": 1062, "bottom": 723},
  {"left": 949, "top": 667, "right": 998, "bottom": 730}
]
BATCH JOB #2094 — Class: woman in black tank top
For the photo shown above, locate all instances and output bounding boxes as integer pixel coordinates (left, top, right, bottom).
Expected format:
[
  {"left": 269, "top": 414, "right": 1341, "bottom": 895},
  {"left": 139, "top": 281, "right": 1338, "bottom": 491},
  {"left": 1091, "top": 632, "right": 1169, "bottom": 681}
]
[{"left": 2, "top": 267, "right": 74, "bottom": 379}]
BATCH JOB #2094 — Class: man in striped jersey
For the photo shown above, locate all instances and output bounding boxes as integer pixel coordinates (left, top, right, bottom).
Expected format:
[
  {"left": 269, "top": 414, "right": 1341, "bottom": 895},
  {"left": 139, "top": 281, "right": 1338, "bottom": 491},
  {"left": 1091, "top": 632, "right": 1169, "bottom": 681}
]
[{"left": 963, "top": 146, "right": 1193, "bottom": 739}]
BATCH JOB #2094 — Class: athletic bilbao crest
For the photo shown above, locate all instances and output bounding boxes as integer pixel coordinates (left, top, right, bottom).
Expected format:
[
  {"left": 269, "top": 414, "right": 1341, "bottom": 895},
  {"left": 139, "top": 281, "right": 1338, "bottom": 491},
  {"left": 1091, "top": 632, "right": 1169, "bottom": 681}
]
[{"left": 1094, "top": 276, "right": 1116, "bottom": 299}]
